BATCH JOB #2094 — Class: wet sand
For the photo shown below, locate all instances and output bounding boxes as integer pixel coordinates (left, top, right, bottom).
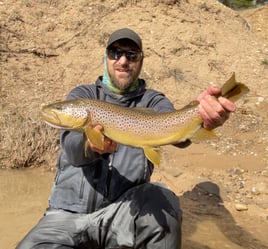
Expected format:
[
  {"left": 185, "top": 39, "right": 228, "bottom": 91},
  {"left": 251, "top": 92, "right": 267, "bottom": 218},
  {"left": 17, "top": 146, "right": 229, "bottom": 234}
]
[
  {"left": 0, "top": 169, "right": 54, "bottom": 249},
  {"left": 1, "top": 162, "right": 268, "bottom": 249}
]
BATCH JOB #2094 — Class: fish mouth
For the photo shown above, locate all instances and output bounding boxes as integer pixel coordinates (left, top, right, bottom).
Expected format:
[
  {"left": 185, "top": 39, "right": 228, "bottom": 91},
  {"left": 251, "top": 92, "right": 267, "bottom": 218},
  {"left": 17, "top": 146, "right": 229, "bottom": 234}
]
[{"left": 41, "top": 109, "right": 68, "bottom": 129}]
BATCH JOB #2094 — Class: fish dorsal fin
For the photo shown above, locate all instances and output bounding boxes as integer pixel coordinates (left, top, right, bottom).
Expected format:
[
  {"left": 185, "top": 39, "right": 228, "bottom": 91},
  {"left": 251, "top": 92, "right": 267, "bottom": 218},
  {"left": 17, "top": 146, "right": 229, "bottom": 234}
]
[
  {"left": 191, "top": 128, "right": 218, "bottom": 142},
  {"left": 133, "top": 107, "right": 158, "bottom": 114},
  {"left": 180, "top": 100, "right": 199, "bottom": 111},
  {"left": 143, "top": 147, "right": 161, "bottom": 166},
  {"left": 220, "top": 72, "right": 249, "bottom": 102}
]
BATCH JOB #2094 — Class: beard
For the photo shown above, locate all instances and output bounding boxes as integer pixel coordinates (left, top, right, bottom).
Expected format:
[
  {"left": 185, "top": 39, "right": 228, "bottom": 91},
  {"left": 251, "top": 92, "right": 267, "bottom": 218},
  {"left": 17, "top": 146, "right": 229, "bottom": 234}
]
[
  {"left": 111, "top": 75, "right": 136, "bottom": 91},
  {"left": 105, "top": 57, "right": 143, "bottom": 93}
]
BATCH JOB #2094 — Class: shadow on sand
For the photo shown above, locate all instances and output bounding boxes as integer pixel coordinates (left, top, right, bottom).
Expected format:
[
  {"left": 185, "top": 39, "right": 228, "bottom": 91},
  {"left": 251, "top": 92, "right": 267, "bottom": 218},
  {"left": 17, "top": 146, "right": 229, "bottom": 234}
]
[{"left": 180, "top": 181, "right": 268, "bottom": 249}]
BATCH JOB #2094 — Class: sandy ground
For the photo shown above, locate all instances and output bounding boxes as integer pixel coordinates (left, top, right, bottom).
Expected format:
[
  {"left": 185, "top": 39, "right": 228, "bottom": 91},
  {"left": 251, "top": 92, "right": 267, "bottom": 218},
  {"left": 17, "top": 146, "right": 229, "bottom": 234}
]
[{"left": 0, "top": 0, "right": 268, "bottom": 248}]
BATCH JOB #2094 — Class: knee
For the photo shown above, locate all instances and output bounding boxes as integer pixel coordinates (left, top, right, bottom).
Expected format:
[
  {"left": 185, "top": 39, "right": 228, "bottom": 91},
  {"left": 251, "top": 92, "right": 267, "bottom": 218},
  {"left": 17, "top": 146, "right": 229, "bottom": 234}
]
[
  {"left": 133, "top": 183, "right": 182, "bottom": 231},
  {"left": 133, "top": 184, "right": 182, "bottom": 248},
  {"left": 135, "top": 183, "right": 181, "bottom": 218}
]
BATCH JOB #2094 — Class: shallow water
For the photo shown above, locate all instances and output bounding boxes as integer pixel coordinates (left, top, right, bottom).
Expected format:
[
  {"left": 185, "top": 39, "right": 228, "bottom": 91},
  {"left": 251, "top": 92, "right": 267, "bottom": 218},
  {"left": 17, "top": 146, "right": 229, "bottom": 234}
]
[
  {"left": 0, "top": 168, "right": 54, "bottom": 249},
  {"left": 1, "top": 168, "right": 267, "bottom": 249}
]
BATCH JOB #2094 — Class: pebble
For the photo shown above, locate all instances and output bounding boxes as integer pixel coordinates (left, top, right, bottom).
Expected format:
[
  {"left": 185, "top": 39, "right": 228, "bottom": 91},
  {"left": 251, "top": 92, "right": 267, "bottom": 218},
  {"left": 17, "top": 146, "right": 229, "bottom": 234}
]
[
  {"left": 235, "top": 203, "right": 248, "bottom": 211},
  {"left": 261, "top": 170, "right": 268, "bottom": 177}
]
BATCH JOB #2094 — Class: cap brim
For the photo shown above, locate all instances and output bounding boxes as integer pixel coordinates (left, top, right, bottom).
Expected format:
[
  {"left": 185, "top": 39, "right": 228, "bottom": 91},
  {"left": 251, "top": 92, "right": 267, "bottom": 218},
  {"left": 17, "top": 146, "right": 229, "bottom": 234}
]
[{"left": 106, "top": 28, "right": 142, "bottom": 49}]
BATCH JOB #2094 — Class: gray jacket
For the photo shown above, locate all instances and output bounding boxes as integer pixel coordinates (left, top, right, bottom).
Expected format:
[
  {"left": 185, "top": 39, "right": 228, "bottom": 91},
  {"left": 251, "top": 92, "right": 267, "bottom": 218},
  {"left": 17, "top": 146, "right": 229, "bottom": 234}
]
[{"left": 48, "top": 77, "right": 176, "bottom": 213}]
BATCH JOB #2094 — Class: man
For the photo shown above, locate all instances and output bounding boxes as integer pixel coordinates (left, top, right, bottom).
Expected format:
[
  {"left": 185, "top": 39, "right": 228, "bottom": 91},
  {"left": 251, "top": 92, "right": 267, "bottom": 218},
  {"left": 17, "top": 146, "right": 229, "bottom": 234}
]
[{"left": 16, "top": 28, "right": 235, "bottom": 249}]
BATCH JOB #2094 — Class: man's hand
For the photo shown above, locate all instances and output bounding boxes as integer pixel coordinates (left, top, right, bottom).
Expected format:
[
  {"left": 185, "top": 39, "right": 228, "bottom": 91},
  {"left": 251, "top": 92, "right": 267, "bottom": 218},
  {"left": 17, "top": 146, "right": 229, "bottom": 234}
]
[
  {"left": 88, "top": 125, "right": 117, "bottom": 154},
  {"left": 197, "top": 84, "right": 236, "bottom": 130}
]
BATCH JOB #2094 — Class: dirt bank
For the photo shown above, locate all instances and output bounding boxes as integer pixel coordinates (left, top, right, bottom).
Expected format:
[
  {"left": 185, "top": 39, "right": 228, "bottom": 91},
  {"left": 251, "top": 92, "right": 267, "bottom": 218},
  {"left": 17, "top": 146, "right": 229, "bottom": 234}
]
[{"left": 0, "top": 0, "right": 267, "bottom": 248}]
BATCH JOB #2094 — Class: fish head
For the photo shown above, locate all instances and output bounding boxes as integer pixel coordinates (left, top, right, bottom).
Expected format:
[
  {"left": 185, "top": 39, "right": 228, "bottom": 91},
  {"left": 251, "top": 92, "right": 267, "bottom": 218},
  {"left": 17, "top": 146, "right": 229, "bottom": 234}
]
[{"left": 41, "top": 99, "right": 89, "bottom": 130}]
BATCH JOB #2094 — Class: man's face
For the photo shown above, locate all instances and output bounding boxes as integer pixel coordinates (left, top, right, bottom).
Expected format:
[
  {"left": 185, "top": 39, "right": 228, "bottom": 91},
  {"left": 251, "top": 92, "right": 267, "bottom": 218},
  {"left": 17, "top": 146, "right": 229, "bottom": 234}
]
[{"left": 106, "top": 41, "right": 143, "bottom": 92}]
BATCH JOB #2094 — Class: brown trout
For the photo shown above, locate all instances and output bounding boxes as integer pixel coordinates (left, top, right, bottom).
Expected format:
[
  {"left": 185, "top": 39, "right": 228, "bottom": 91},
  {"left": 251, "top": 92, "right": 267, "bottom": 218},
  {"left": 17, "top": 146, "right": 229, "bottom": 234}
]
[{"left": 41, "top": 73, "right": 249, "bottom": 166}]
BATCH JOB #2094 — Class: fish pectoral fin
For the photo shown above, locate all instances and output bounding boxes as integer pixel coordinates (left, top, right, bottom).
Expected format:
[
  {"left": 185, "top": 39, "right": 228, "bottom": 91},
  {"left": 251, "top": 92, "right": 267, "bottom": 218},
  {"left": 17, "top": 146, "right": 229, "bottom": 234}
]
[
  {"left": 191, "top": 128, "right": 218, "bottom": 142},
  {"left": 144, "top": 147, "right": 161, "bottom": 166},
  {"left": 180, "top": 100, "right": 199, "bottom": 110},
  {"left": 84, "top": 126, "right": 104, "bottom": 150}
]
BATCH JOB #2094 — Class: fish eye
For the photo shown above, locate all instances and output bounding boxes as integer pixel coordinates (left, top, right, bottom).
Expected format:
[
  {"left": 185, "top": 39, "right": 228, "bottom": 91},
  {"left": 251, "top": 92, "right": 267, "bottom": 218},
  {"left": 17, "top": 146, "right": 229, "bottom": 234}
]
[{"left": 55, "top": 105, "right": 62, "bottom": 110}]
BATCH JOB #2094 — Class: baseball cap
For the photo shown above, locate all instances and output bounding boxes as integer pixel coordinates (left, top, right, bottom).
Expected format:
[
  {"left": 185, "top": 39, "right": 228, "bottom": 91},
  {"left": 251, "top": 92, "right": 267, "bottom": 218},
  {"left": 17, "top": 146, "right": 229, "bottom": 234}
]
[{"left": 106, "top": 28, "right": 142, "bottom": 50}]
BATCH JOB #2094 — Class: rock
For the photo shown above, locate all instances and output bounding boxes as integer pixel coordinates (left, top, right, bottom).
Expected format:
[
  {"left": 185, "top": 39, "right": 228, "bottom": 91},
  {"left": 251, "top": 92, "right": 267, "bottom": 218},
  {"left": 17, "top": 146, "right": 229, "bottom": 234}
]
[{"left": 235, "top": 203, "right": 248, "bottom": 211}]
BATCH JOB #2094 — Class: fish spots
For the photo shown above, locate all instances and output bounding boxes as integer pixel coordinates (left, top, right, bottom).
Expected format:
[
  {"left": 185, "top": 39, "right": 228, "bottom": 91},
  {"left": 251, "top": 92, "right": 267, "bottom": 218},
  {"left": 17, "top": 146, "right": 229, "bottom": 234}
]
[
  {"left": 62, "top": 104, "right": 88, "bottom": 119},
  {"left": 42, "top": 97, "right": 207, "bottom": 152},
  {"left": 53, "top": 98, "right": 201, "bottom": 140},
  {"left": 174, "top": 108, "right": 199, "bottom": 125}
]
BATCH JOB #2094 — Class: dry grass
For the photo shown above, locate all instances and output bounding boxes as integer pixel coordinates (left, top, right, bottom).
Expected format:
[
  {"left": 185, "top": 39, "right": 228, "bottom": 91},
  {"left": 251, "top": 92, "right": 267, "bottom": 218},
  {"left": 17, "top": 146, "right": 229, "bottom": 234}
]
[{"left": 0, "top": 112, "right": 59, "bottom": 169}]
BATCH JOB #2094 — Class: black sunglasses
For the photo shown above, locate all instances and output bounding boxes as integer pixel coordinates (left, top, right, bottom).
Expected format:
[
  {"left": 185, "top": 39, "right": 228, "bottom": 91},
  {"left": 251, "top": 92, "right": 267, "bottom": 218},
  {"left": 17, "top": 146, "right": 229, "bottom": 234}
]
[{"left": 107, "top": 47, "right": 143, "bottom": 62}]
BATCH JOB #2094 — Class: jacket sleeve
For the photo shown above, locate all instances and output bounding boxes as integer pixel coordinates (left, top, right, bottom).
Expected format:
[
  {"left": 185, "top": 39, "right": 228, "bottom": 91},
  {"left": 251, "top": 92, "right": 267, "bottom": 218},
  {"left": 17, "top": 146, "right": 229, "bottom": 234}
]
[
  {"left": 60, "top": 85, "right": 101, "bottom": 166},
  {"left": 142, "top": 89, "right": 175, "bottom": 113}
]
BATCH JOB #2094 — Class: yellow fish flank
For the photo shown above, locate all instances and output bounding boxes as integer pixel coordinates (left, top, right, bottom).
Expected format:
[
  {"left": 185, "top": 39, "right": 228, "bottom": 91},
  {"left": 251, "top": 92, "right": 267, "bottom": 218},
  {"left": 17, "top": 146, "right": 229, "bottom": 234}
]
[{"left": 41, "top": 73, "right": 249, "bottom": 166}]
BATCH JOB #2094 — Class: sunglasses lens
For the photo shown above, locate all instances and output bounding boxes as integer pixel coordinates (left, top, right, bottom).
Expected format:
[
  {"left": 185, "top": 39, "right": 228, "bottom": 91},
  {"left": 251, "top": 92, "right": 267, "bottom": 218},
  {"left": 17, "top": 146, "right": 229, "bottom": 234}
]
[
  {"left": 125, "top": 51, "right": 139, "bottom": 62},
  {"left": 107, "top": 48, "right": 122, "bottom": 60},
  {"left": 107, "top": 48, "right": 142, "bottom": 62}
]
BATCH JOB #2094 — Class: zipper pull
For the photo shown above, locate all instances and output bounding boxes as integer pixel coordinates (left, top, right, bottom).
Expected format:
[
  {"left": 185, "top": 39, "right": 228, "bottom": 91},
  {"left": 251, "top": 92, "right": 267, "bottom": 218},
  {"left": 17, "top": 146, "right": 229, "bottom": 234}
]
[{"left": 108, "top": 154, "right": 114, "bottom": 170}]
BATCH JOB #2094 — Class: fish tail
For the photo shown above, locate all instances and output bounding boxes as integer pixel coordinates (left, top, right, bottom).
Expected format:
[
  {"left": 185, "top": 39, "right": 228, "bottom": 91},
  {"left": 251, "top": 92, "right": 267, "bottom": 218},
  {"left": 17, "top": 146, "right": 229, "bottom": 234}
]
[{"left": 220, "top": 72, "right": 249, "bottom": 102}]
